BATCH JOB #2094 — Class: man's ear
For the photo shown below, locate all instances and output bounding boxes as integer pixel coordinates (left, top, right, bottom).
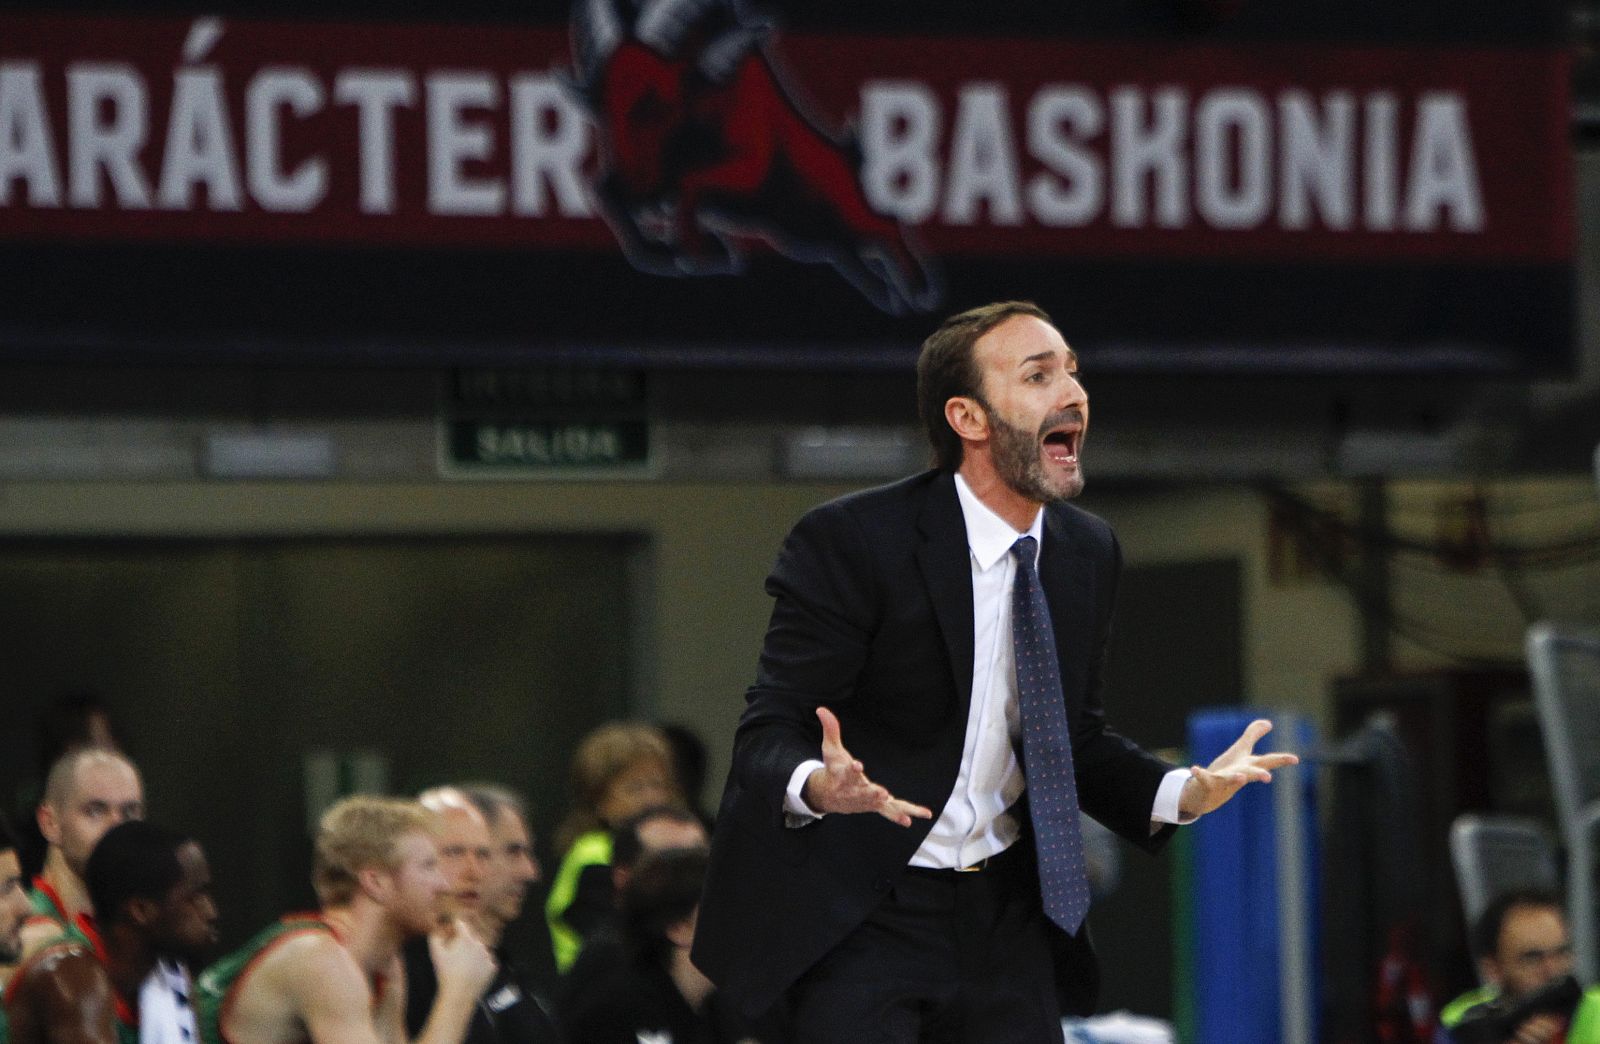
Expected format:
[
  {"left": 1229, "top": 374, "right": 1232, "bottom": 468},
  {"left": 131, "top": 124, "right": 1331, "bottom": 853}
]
[
  {"left": 944, "top": 396, "right": 988, "bottom": 445},
  {"left": 37, "top": 802, "right": 61, "bottom": 847},
  {"left": 1478, "top": 955, "right": 1503, "bottom": 987},
  {"left": 357, "top": 866, "right": 391, "bottom": 904},
  {"left": 127, "top": 896, "right": 160, "bottom": 929}
]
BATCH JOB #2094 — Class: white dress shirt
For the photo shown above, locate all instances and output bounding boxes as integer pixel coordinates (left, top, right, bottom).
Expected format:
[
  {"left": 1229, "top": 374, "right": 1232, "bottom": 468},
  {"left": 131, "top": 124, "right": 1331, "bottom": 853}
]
[{"left": 785, "top": 474, "right": 1192, "bottom": 863}]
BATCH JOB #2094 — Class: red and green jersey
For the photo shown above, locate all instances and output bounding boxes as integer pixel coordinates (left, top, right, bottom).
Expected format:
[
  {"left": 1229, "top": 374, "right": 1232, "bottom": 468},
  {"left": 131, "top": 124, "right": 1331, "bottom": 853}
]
[{"left": 194, "top": 915, "right": 338, "bottom": 1044}]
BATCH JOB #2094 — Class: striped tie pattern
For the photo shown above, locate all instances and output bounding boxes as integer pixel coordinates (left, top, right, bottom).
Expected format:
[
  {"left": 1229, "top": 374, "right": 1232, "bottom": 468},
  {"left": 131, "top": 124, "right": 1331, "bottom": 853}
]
[{"left": 1010, "top": 535, "right": 1091, "bottom": 934}]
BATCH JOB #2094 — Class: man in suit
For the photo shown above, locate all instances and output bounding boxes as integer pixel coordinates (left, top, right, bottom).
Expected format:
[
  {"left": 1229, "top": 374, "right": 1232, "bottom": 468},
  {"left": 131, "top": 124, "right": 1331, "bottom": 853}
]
[{"left": 693, "top": 300, "right": 1297, "bottom": 1042}]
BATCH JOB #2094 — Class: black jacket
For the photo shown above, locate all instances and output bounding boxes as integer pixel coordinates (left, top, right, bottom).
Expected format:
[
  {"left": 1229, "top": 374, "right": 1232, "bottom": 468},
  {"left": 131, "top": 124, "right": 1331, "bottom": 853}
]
[
  {"left": 403, "top": 937, "right": 563, "bottom": 1044},
  {"left": 691, "top": 469, "right": 1176, "bottom": 1019}
]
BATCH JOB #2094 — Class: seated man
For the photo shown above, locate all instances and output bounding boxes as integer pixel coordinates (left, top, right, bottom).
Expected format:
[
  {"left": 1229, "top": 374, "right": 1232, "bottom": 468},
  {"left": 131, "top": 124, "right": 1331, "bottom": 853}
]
[
  {"left": 21, "top": 750, "right": 145, "bottom": 956},
  {"left": 196, "top": 796, "right": 496, "bottom": 1044},
  {"left": 560, "top": 848, "right": 746, "bottom": 1044},
  {"left": 458, "top": 785, "right": 556, "bottom": 999},
  {"left": 556, "top": 806, "right": 706, "bottom": 1020},
  {"left": 6, "top": 820, "right": 219, "bottom": 1044},
  {"left": 401, "top": 787, "right": 560, "bottom": 1044},
  {"left": 1441, "top": 889, "right": 1600, "bottom": 1043}
]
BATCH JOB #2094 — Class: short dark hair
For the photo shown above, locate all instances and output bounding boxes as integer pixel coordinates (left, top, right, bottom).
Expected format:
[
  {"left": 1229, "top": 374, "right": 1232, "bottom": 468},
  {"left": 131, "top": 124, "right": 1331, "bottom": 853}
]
[
  {"left": 916, "top": 300, "right": 1052, "bottom": 471},
  {"left": 1474, "top": 888, "right": 1564, "bottom": 959},
  {"left": 456, "top": 783, "right": 527, "bottom": 829},
  {"left": 611, "top": 805, "right": 702, "bottom": 871},
  {"left": 85, "top": 821, "right": 192, "bottom": 927},
  {"left": 658, "top": 724, "right": 708, "bottom": 808},
  {"left": 620, "top": 846, "right": 708, "bottom": 965},
  {"left": 0, "top": 811, "right": 19, "bottom": 858}
]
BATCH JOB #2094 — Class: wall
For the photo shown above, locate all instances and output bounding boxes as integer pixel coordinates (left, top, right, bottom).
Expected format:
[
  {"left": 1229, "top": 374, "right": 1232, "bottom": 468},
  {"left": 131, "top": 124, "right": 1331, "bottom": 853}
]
[
  {"left": 0, "top": 479, "right": 858, "bottom": 799},
  {"left": 1088, "top": 485, "right": 1360, "bottom": 732}
]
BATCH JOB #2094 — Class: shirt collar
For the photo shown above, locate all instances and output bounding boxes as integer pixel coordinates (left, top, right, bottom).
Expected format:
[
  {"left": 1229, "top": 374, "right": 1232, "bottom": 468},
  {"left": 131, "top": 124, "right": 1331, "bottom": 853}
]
[{"left": 954, "top": 473, "right": 1043, "bottom": 571}]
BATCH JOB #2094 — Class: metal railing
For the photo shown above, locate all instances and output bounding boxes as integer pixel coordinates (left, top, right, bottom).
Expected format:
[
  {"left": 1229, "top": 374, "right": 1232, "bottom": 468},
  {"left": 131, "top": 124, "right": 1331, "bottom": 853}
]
[
  {"left": 1448, "top": 814, "right": 1560, "bottom": 973},
  {"left": 1526, "top": 623, "right": 1600, "bottom": 981}
]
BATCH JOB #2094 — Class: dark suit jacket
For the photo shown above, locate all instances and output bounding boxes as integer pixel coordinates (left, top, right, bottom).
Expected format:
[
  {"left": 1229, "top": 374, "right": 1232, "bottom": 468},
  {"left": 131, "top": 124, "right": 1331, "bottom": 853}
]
[{"left": 692, "top": 469, "right": 1176, "bottom": 1020}]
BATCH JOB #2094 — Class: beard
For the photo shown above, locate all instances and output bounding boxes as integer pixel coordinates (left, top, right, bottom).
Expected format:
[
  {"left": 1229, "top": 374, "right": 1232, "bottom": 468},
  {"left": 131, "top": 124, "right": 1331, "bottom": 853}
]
[{"left": 984, "top": 401, "right": 1085, "bottom": 503}]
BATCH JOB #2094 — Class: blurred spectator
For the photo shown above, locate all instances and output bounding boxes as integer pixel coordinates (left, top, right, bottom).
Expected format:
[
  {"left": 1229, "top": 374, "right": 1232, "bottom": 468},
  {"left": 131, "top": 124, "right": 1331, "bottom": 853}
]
[
  {"left": 461, "top": 784, "right": 560, "bottom": 998},
  {"left": 658, "top": 724, "right": 711, "bottom": 828},
  {"left": 1439, "top": 889, "right": 1600, "bottom": 1043},
  {"left": 405, "top": 787, "right": 562, "bottom": 1044},
  {"left": 546, "top": 723, "right": 682, "bottom": 972},
  {"left": 558, "top": 806, "right": 708, "bottom": 1022},
  {"left": 560, "top": 848, "right": 780, "bottom": 1044},
  {"left": 21, "top": 749, "right": 144, "bottom": 959},
  {"left": 609, "top": 806, "right": 707, "bottom": 910},
  {"left": 12, "top": 692, "right": 124, "bottom": 880},
  {"left": 195, "top": 796, "right": 496, "bottom": 1044},
  {"left": 1, "top": 814, "right": 33, "bottom": 975},
  {"left": 457, "top": 787, "right": 542, "bottom": 931},
  {"left": 6, "top": 821, "right": 218, "bottom": 1044}
]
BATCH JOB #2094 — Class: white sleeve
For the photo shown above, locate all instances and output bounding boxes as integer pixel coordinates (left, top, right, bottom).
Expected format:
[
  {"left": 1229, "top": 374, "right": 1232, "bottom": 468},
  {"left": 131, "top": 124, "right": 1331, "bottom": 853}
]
[
  {"left": 1151, "top": 768, "right": 1197, "bottom": 825},
  {"left": 783, "top": 758, "right": 827, "bottom": 825}
]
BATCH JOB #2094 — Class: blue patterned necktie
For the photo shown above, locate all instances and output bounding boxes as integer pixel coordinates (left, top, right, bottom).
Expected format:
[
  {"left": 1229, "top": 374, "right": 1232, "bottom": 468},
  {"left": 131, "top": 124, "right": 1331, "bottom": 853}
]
[{"left": 1010, "top": 535, "right": 1091, "bottom": 934}]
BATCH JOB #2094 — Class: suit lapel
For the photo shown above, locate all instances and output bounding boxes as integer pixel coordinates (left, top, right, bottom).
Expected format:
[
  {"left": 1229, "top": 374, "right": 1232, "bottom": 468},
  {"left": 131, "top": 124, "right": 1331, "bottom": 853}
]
[
  {"left": 915, "top": 472, "right": 976, "bottom": 712},
  {"left": 1041, "top": 506, "right": 1094, "bottom": 706}
]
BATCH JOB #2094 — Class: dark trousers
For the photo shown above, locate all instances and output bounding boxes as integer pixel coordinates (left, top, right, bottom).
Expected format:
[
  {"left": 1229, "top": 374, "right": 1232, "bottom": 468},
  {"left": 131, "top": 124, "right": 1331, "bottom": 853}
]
[{"left": 787, "top": 842, "right": 1063, "bottom": 1044}]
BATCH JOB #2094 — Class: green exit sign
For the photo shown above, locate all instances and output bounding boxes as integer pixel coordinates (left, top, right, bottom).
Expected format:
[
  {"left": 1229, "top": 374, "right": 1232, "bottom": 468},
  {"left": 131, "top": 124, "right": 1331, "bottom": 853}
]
[
  {"left": 448, "top": 420, "right": 649, "bottom": 472},
  {"left": 440, "top": 369, "right": 651, "bottom": 478}
]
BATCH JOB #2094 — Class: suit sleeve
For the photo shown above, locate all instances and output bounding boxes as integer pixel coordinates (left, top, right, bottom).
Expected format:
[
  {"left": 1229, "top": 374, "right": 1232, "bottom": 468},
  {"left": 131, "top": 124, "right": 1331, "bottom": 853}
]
[{"left": 729, "top": 500, "right": 882, "bottom": 821}]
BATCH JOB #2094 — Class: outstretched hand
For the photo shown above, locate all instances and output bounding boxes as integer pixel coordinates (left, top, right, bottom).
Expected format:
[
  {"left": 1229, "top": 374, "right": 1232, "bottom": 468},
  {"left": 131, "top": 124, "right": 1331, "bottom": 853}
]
[
  {"left": 1177, "top": 718, "right": 1300, "bottom": 819},
  {"left": 803, "top": 707, "right": 934, "bottom": 827}
]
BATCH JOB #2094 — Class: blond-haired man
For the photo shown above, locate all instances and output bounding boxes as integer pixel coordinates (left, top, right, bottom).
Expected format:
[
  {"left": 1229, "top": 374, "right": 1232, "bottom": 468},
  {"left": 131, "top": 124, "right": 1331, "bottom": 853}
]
[{"left": 196, "top": 796, "right": 495, "bottom": 1044}]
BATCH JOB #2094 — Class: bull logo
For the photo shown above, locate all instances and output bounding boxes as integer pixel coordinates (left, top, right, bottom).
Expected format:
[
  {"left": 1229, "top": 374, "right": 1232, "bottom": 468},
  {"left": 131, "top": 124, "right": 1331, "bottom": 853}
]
[{"left": 568, "top": 0, "right": 940, "bottom": 314}]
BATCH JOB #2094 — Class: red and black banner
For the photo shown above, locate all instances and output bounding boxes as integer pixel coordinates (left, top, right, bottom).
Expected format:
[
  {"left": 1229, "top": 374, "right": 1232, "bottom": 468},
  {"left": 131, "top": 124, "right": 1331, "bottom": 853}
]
[{"left": 0, "top": 2, "right": 1575, "bottom": 372}]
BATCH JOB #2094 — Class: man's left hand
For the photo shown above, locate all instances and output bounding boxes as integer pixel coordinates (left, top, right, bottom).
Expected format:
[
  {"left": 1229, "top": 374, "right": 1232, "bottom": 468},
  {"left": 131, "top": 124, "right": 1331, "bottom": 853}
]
[{"left": 1177, "top": 718, "right": 1300, "bottom": 819}]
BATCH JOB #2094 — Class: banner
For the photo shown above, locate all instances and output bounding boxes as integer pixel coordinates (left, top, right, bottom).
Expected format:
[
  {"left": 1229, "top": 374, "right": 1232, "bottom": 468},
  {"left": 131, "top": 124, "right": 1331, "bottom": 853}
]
[{"left": 0, "top": 4, "right": 1574, "bottom": 372}]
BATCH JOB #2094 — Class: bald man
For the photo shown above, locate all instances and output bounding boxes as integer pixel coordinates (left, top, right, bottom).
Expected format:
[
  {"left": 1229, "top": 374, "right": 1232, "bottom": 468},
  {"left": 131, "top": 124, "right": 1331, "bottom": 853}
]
[
  {"left": 404, "top": 788, "right": 561, "bottom": 1044},
  {"left": 21, "top": 750, "right": 145, "bottom": 957}
]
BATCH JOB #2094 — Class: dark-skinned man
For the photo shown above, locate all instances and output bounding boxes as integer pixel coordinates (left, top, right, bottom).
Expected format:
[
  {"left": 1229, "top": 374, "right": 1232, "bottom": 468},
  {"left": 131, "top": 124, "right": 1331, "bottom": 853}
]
[{"left": 5, "top": 820, "right": 218, "bottom": 1044}]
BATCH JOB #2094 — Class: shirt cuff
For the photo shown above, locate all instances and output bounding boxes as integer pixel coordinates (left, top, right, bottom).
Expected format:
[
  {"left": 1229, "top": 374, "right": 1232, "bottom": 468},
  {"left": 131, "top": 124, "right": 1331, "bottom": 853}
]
[
  {"left": 1152, "top": 768, "right": 1197, "bottom": 825},
  {"left": 784, "top": 759, "right": 826, "bottom": 825}
]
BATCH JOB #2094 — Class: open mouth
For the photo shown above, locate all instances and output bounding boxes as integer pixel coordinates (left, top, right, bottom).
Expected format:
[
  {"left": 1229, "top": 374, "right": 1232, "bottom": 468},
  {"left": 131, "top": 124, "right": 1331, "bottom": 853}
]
[{"left": 1042, "top": 427, "right": 1081, "bottom": 466}]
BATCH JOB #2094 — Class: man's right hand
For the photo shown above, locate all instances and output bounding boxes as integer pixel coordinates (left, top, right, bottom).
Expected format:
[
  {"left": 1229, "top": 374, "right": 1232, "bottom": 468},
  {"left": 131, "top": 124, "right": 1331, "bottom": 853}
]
[
  {"left": 429, "top": 918, "right": 497, "bottom": 997},
  {"left": 802, "top": 707, "right": 934, "bottom": 828},
  {"left": 1510, "top": 1013, "right": 1566, "bottom": 1044}
]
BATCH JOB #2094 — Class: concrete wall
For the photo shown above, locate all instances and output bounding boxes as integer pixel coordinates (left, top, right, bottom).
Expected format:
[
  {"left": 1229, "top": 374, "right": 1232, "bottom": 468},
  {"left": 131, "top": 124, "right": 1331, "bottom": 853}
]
[
  {"left": 5, "top": 472, "right": 1592, "bottom": 781},
  {"left": 0, "top": 478, "right": 857, "bottom": 793},
  {"left": 1088, "top": 485, "right": 1360, "bottom": 731}
]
